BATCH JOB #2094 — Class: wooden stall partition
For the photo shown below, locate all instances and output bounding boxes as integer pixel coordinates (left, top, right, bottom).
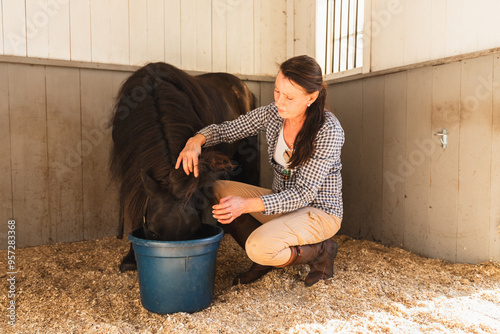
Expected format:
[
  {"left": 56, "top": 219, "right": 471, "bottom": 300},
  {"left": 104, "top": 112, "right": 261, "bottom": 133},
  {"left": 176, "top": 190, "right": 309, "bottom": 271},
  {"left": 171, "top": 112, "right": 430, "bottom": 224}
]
[
  {"left": 403, "top": 67, "right": 432, "bottom": 254},
  {"left": 9, "top": 64, "right": 50, "bottom": 247},
  {"left": 257, "top": 81, "right": 277, "bottom": 189},
  {"left": 0, "top": 63, "right": 12, "bottom": 248},
  {"left": 46, "top": 66, "right": 84, "bottom": 243},
  {"left": 328, "top": 51, "right": 500, "bottom": 263},
  {"left": 491, "top": 55, "right": 500, "bottom": 262},
  {"left": 360, "top": 76, "right": 385, "bottom": 242},
  {"left": 328, "top": 80, "right": 363, "bottom": 237},
  {"left": 458, "top": 56, "right": 494, "bottom": 263},
  {"left": 80, "top": 69, "right": 119, "bottom": 241},
  {"left": 381, "top": 72, "right": 407, "bottom": 247},
  {"left": 428, "top": 62, "right": 461, "bottom": 262}
]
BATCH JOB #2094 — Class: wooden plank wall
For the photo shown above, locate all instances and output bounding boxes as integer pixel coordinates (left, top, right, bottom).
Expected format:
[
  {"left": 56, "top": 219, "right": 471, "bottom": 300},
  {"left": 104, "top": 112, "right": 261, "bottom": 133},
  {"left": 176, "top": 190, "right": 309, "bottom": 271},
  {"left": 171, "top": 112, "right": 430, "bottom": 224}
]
[
  {"left": 360, "top": 77, "right": 384, "bottom": 242},
  {"left": 328, "top": 80, "right": 363, "bottom": 237},
  {"left": 370, "top": 0, "right": 500, "bottom": 71},
  {"left": 0, "top": 63, "right": 122, "bottom": 248},
  {"left": 428, "top": 62, "right": 460, "bottom": 261},
  {"left": 10, "top": 0, "right": 500, "bottom": 76},
  {"left": 9, "top": 64, "right": 49, "bottom": 246},
  {"left": 404, "top": 67, "right": 432, "bottom": 256},
  {"left": 0, "top": 0, "right": 294, "bottom": 76},
  {"left": 1, "top": 57, "right": 497, "bottom": 264},
  {"left": 46, "top": 67, "right": 83, "bottom": 243},
  {"left": 382, "top": 72, "right": 407, "bottom": 247},
  {"left": 458, "top": 57, "right": 493, "bottom": 262},
  {"left": 0, "top": 63, "right": 11, "bottom": 246},
  {"left": 493, "top": 54, "right": 500, "bottom": 261},
  {"left": 330, "top": 51, "right": 500, "bottom": 264},
  {"left": 0, "top": 62, "right": 272, "bottom": 249}
]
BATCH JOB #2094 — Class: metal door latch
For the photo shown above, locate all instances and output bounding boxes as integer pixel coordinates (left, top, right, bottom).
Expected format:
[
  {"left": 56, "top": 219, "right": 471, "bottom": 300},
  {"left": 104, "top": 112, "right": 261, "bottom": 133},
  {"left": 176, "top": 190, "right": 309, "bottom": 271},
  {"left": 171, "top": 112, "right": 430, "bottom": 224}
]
[{"left": 434, "top": 129, "right": 448, "bottom": 149}]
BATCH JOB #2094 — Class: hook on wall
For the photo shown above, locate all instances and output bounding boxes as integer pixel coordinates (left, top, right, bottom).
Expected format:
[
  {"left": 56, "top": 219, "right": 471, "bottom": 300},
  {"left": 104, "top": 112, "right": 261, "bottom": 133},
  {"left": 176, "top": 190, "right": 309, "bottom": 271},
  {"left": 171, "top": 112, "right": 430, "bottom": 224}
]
[{"left": 434, "top": 129, "right": 448, "bottom": 149}]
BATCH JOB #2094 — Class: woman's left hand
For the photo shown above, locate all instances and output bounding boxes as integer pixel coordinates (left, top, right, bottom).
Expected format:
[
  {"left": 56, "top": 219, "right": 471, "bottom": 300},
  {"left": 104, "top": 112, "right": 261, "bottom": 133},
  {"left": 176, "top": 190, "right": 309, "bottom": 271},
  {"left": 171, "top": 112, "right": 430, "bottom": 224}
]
[{"left": 212, "top": 196, "right": 247, "bottom": 224}]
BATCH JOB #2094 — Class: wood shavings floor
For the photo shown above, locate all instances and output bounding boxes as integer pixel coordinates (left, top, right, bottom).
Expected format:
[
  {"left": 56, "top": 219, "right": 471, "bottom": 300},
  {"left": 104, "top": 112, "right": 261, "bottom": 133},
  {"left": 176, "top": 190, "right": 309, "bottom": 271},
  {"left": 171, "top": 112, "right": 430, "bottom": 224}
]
[{"left": 1, "top": 234, "right": 499, "bottom": 333}]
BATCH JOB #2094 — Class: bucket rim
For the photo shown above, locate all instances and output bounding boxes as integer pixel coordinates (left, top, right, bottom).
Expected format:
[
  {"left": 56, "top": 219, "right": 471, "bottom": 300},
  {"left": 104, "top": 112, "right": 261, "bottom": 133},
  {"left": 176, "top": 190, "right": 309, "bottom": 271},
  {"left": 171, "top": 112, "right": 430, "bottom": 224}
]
[{"left": 128, "top": 225, "right": 224, "bottom": 248}]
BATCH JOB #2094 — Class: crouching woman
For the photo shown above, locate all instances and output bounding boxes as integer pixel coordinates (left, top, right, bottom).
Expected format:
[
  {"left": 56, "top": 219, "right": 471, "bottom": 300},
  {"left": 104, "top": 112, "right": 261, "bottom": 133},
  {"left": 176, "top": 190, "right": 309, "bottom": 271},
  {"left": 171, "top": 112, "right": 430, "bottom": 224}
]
[{"left": 176, "top": 55, "right": 344, "bottom": 286}]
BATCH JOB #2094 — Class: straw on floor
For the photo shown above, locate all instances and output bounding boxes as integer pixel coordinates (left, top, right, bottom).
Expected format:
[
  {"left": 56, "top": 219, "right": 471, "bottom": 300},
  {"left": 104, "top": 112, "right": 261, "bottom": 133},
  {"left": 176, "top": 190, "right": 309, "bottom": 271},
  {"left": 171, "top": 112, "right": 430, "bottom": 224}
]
[{"left": 1, "top": 233, "right": 499, "bottom": 333}]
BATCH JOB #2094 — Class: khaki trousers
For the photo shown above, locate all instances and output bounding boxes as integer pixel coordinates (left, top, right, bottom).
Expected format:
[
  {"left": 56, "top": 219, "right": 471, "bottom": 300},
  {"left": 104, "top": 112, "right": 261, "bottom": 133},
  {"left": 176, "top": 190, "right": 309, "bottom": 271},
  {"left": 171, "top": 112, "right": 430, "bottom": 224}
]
[{"left": 213, "top": 180, "right": 342, "bottom": 266}]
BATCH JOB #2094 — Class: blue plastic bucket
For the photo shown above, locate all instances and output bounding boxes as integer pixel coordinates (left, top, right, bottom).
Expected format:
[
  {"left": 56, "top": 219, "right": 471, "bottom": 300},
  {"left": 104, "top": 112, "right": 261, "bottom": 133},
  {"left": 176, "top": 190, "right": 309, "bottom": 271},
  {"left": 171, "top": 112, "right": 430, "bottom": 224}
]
[{"left": 128, "top": 224, "right": 224, "bottom": 314}]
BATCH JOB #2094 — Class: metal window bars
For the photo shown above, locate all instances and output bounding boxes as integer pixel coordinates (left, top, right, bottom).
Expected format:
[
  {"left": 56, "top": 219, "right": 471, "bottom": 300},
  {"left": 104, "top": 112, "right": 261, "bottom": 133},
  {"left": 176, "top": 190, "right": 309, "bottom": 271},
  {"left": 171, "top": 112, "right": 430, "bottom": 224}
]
[{"left": 324, "top": 0, "right": 364, "bottom": 74}]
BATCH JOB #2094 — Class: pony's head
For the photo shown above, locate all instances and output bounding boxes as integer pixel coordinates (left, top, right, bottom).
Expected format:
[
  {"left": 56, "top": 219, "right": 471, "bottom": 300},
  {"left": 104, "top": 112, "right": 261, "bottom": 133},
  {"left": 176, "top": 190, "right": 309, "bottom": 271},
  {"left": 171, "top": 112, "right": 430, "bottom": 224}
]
[{"left": 140, "top": 151, "right": 231, "bottom": 241}]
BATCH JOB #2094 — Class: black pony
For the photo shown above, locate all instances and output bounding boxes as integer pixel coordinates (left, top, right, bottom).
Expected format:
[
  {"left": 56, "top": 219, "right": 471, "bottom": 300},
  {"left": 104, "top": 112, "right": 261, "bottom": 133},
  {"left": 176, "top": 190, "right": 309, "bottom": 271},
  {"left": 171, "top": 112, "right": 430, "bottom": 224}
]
[{"left": 110, "top": 62, "right": 257, "bottom": 272}]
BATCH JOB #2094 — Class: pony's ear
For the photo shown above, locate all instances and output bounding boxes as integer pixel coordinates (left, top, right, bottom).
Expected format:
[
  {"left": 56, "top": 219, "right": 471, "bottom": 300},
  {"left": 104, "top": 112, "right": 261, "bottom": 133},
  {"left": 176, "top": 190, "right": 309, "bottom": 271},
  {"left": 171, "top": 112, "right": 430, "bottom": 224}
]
[
  {"left": 141, "top": 170, "right": 163, "bottom": 197},
  {"left": 196, "top": 151, "right": 233, "bottom": 187},
  {"left": 168, "top": 151, "right": 232, "bottom": 200}
]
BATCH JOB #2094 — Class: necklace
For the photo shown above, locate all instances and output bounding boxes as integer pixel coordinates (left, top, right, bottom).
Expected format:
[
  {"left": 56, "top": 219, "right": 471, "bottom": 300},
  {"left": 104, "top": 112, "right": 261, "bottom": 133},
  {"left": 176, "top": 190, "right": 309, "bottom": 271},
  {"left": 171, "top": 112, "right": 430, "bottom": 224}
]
[{"left": 283, "top": 119, "right": 301, "bottom": 150}]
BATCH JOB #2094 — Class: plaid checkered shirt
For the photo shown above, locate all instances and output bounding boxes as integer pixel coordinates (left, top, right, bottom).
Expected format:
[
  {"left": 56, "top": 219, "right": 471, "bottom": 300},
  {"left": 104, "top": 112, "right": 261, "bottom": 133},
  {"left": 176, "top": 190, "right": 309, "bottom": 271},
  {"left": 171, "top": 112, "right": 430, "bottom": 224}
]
[{"left": 197, "top": 102, "right": 344, "bottom": 218}]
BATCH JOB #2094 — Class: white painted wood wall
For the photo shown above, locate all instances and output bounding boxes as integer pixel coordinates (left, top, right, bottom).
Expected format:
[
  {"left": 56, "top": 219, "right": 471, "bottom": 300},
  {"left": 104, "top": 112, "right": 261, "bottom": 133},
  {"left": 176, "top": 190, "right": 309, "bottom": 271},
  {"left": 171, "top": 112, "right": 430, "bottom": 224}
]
[
  {"left": 0, "top": 0, "right": 317, "bottom": 76},
  {"left": 370, "top": 0, "right": 500, "bottom": 71},
  {"left": 3, "top": 1, "right": 500, "bottom": 74}
]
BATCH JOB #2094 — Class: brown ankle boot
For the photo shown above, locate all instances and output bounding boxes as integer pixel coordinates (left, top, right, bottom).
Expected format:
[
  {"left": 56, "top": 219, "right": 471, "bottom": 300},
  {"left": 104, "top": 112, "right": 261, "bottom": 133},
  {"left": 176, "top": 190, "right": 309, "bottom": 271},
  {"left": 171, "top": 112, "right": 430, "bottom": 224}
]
[
  {"left": 303, "top": 239, "right": 338, "bottom": 286},
  {"left": 219, "top": 214, "right": 273, "bottom": 285},
  {"left": 277, "top": 238, "right": 338, "bottom": 287}
]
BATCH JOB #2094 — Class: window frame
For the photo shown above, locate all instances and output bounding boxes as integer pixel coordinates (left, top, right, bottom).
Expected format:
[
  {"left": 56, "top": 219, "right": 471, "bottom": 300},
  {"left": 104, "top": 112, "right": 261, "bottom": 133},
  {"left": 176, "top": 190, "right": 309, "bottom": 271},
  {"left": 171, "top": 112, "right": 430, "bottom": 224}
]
[{"left": 317, "top": 0, "right": 371, "bottom": 80}]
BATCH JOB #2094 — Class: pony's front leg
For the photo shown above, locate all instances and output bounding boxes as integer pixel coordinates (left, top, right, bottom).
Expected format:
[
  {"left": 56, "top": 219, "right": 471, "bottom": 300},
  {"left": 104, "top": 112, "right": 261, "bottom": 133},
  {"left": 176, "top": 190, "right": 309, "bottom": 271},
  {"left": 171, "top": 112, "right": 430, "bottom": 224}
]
[{"left": 119, "top": 243, "right": 137, "bottom": 273}]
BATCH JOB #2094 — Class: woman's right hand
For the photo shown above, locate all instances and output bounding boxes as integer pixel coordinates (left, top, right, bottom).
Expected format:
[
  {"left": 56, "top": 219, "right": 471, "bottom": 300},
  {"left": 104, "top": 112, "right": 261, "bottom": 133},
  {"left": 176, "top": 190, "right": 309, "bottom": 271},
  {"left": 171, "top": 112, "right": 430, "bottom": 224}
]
[{"left": 175, "top": 134, "right": 206, "bottom": 177}]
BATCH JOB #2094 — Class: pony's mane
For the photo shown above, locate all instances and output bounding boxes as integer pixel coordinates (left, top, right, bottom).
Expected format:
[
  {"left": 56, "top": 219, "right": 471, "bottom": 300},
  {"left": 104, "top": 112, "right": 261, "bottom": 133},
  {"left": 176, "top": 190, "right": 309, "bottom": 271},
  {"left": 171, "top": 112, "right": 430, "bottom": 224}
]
[{"left": 110, "top": 63, "right": 232, "bottom": 235}]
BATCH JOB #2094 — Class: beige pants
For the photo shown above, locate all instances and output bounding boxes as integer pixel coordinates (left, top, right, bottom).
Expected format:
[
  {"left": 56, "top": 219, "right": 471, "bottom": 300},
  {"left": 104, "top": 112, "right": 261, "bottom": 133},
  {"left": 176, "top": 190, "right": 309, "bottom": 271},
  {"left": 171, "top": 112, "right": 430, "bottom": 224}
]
[{"left": 213, "top": 180, "right": 342, "bottom": 266}]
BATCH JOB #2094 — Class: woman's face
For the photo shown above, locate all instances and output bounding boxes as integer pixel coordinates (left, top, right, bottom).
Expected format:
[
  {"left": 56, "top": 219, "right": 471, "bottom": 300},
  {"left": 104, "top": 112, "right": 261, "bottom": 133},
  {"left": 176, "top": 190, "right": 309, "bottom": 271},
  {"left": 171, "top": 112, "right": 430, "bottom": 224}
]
[{"left": 274, "top": 71, "right": 318, "bottom": 123}]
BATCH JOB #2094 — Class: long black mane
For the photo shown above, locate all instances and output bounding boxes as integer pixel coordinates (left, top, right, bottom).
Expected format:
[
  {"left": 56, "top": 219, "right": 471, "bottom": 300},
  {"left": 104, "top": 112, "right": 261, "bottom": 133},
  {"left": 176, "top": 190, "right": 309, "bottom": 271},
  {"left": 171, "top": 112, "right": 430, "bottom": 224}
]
[{"left": 110, "top": 62, "right": 254, "bottom": 238}]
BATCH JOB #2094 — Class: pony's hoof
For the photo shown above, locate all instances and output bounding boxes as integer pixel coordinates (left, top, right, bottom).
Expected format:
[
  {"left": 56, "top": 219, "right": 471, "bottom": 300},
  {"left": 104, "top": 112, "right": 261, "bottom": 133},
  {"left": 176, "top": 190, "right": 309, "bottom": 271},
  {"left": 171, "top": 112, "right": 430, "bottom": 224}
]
[
  {"left": 119, "top": 247, "right": 137, "bottom": 273},
  {"left": 119, "top": 261, "right": 137, "bottom": 273},
  {"left": 119, "top": 243, "right": 137, "bottom": 273}
]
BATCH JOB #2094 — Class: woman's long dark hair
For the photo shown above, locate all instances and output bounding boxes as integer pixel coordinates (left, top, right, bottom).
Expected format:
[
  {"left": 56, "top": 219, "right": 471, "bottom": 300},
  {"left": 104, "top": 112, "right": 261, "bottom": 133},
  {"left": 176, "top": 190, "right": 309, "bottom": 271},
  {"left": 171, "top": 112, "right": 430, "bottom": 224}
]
[{"left": 279, "top": 55, "right": 327, "bottom": 169}]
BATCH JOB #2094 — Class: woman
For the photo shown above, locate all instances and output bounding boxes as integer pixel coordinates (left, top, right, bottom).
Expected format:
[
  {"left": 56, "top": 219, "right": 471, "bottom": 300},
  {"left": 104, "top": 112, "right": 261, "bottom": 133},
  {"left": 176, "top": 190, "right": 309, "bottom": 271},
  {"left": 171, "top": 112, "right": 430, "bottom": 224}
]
[{"left": 176, "top": 55, "right": 344, "bottom": 286}]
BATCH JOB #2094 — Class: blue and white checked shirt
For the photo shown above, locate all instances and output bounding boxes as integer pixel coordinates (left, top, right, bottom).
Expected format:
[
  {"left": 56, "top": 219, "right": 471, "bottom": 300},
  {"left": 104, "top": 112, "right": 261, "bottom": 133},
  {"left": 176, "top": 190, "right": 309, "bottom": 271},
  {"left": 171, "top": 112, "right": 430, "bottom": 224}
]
[{"left": 197, "top": 102, "right": 344, "bottom": 218}]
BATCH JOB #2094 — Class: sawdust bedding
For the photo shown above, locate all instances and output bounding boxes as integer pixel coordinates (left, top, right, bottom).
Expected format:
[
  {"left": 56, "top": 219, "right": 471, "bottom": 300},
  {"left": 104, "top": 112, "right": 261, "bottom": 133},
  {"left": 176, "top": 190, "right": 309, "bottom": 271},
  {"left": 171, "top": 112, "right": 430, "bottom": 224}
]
[{"left": 1, "top": 234, "right": 499, "bottom": 334}]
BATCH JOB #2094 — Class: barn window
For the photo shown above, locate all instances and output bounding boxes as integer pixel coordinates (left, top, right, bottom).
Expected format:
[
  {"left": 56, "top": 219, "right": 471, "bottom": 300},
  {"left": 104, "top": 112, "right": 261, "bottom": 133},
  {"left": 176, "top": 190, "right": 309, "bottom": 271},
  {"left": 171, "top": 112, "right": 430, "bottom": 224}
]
[{"left": 323, "top": 0, "right": 365, "bottom": 75}]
